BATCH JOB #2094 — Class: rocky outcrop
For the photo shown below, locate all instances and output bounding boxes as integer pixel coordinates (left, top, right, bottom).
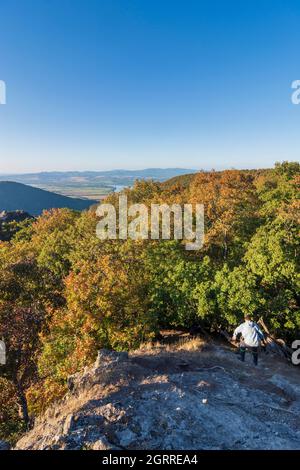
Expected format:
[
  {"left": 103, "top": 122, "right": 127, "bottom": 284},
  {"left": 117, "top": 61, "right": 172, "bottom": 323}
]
[
  {"left": 15, "top": 344, "right": 300, "bottom": 450},
  {"left": 0, "top": 210, "right": 34, "bottom": 241},
  {"left": 0, "top": 210, "right": 33, "bottom": 223},
  {"left": 0, "top": 441, "right": 10, "bottom": 450}
]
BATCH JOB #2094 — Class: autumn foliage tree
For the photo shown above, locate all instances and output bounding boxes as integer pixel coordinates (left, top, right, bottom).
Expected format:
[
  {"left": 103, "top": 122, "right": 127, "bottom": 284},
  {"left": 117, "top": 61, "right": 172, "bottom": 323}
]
[
  {"left": 27, "top": 239, "right": 156, "bottom": 412},
  {"left": 189, "top": 170, "right": 261, "bottom": 260},
  {"left": 0, "top": 257, "right": 48, "bottom": 426}
]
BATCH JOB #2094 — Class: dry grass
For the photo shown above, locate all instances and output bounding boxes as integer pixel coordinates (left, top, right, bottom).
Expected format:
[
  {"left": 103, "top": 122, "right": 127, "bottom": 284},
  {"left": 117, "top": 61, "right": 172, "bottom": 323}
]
[
  {"left": 137, "top": 340, "right": 164, "bottom": 352},
  {"left": 136, "top": 335, "right": 206, "bottom": 354},
  {"left": 175, "top": 336, "right": 206, "bottom": 351}
]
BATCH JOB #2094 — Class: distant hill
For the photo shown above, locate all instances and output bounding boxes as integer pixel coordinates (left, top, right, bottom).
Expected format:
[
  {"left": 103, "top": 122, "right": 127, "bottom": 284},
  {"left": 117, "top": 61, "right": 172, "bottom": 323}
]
[
  {"left": 0, "top": 168, "right": 197, "bottom": 185},
  {"left": 0, "top": 182, "right": 97, "bottom": 216},
  {"left": 162, "top": 172, "right": 197, "bottom": 189},
  {"left": 162, "top": 168, "right": 272, "bottom": 191}
]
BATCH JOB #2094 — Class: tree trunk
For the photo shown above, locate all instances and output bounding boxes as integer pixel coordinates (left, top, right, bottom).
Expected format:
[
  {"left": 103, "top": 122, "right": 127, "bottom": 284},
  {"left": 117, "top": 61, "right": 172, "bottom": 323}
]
[
  {"left": 258, "top": 318, "right": 293, "bottom": 360},
  {"left": 223, "top": 229, "right": 228, "bottom": 259},
  {"left": 14, "top": 380, "right": 29, "bottom": 428},
  {"left": 219, "top": 329, "right": 238, "bottom": 348}
]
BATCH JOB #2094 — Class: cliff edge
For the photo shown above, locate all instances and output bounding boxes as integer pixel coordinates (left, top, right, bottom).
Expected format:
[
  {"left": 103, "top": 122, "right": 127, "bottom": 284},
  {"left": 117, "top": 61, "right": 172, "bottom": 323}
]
[{"left": 14, "top": 338, "right": 300, "bottom": 450}]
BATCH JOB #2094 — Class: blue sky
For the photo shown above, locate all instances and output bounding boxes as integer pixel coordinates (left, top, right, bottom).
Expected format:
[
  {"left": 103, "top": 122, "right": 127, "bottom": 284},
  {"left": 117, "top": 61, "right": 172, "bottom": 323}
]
[{"left": 0, "top": 0, "right": 299, "bottom": 172}]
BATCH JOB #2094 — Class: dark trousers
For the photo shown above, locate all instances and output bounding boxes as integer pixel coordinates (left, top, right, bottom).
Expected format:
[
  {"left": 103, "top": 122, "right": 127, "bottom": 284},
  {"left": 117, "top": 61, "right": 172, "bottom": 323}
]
[{"left": 240, "top": 345, "right": 258, "bottom": 365}]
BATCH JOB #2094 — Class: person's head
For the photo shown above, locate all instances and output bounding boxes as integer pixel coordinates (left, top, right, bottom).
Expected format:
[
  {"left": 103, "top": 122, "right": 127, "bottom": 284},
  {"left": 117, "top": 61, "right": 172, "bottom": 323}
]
[{"left": 244, "top": 314, "right": 252, "bottom": 322}]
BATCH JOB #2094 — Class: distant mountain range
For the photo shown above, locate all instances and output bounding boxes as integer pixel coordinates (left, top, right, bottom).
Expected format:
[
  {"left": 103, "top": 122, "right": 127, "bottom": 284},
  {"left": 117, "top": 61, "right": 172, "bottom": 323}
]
[
  {"left": 0, "top": 168, "right": 197, "bottom": 200},
  {"left": 0, "top": 168, "right": 197, "bottom": 185},
  {"left": 0, "top": 182, "right": 96, "bottom": 216}
]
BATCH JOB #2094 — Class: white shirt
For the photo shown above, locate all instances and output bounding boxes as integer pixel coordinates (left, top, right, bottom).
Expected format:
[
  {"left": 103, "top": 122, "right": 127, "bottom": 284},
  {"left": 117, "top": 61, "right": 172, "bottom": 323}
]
[{"left": 233, "top": 321, "right": 264, "bottom": 347}]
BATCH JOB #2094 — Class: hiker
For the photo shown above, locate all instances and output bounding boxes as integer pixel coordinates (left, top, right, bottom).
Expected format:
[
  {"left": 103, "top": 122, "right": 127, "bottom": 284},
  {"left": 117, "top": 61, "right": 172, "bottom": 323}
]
[{"left": 232, "top": 315, "right": 265, "bottom": 366}]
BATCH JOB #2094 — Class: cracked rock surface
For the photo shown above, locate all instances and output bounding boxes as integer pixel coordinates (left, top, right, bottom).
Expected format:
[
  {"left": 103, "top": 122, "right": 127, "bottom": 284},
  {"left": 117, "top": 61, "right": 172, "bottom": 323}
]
[{"left": 14, "top": 343, "right": 300, "bottom": 450}]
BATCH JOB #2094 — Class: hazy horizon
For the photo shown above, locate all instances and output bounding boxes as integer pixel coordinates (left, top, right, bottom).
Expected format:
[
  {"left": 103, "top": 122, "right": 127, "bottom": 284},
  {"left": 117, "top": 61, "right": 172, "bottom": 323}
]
[{"left": 0, "top": 162, "right": 285, "bottom": 176}]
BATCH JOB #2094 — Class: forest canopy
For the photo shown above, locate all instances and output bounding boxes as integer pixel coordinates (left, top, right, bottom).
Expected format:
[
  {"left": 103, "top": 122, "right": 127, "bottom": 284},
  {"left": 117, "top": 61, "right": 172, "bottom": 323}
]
[{"left": 0, "top": 162, "right": 299, "bottom": 442}]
